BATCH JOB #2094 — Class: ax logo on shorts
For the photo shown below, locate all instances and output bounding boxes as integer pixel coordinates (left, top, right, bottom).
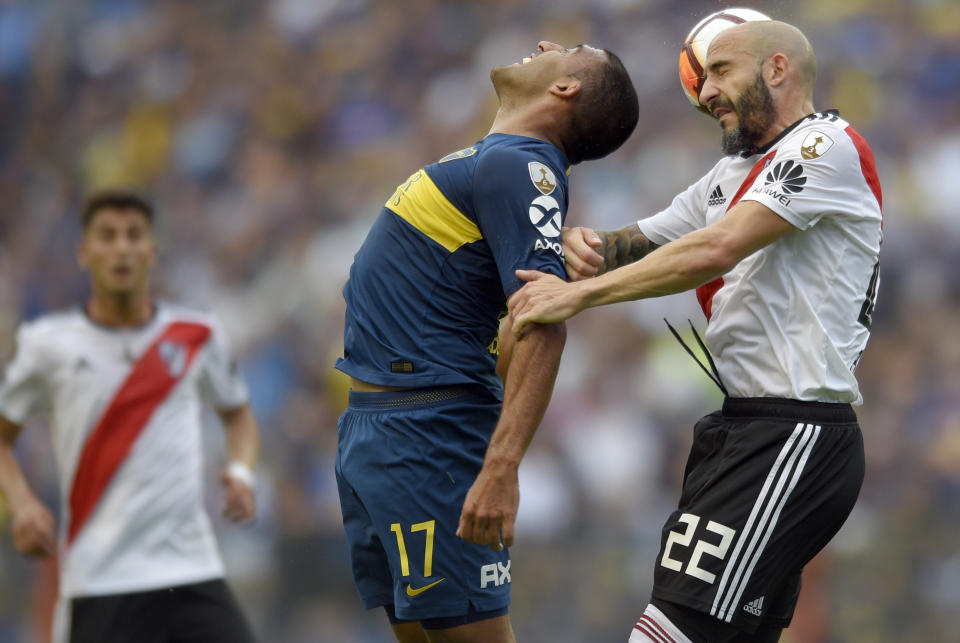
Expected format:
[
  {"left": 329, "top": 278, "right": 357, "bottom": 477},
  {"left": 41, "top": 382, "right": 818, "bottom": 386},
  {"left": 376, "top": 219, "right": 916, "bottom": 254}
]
[{"left": 480, "top": 560, "right": 511, "bottom": 588}]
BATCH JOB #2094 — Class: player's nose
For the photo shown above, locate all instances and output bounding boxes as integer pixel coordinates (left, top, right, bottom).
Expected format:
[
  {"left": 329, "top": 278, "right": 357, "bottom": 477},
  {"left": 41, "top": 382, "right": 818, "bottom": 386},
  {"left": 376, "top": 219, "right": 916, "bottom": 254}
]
[
  {"left": 538, "top": 41, "right": 563, "bottom": 53},
  {"left": 699, "top": 78, "right": 719, "bottom": 108}
]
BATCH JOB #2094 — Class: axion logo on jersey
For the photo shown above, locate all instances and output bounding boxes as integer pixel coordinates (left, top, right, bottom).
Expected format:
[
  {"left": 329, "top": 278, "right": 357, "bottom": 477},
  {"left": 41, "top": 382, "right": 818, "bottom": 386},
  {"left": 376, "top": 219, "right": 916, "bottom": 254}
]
[
  {"left": 527, "top": 161, "right": 557, "bottom": 195},
  {"left": 534, "top": 237, "right": 564, "bottom": 257},
  {"left": 158, "top": 340, "right": 188, "bottom": 378},
  {"left": 528, "top": 195, "right": 562, "bottom": 237},
  {"left": 800, "top": 130, "right": 834, "bottom": 160},
  {"left": 708, "top": 185, "right": 726, "bottom": 207}
]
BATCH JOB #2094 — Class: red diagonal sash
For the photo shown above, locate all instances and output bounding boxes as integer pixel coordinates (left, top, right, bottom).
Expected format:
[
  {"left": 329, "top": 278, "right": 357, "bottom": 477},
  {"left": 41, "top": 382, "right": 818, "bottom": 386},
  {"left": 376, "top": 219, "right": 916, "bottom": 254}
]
[
  {"left": 67, "top": 321, "right": 211, "bottom": 545},
  {"left": 696, "top": 150, "right": 778, "bottom": 320}
]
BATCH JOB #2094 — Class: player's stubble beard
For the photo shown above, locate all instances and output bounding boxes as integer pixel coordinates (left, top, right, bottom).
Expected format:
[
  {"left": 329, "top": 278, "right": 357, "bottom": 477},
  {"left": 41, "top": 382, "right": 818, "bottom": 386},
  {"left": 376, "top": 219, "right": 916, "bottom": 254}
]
[{"left": 719, "top": 70, "right": 776, "bottom": 156}]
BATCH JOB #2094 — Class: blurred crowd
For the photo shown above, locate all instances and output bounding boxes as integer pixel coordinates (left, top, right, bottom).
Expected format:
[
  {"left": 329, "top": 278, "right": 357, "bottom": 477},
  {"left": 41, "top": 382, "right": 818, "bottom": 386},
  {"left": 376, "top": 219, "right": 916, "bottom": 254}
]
[{"left": 1, "top": 0, "right": 959, "bottom": 641}]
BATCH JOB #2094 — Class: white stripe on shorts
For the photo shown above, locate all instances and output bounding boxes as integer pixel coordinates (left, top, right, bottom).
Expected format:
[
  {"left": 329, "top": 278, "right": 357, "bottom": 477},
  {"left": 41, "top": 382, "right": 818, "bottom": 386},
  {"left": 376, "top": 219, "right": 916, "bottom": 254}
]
[{"left": 710, "top": 422, "right": 821, "bottom": 622}]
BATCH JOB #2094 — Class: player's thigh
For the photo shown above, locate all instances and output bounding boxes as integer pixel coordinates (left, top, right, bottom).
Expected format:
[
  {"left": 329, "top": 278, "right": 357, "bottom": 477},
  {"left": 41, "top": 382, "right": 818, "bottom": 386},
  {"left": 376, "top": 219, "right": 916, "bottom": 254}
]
[
  {"left": 164, "top": 579, "right": 256, "bottom": 643},
  {"left": 391, "top": 620, "right": 431, "bottom": 643},
  {"left": 424, "top": 614, "right": 515, "bottom": 643}
]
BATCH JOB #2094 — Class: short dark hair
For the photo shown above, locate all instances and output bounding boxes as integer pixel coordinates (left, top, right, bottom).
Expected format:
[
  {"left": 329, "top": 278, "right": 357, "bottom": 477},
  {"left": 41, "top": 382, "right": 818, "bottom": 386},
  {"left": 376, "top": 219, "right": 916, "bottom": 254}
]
[
  {"left": 563, "top": 49, "right": 639, "bottom": 165},
  {"left": 81, "top": 189, "right": 154, "bottom": 228}
]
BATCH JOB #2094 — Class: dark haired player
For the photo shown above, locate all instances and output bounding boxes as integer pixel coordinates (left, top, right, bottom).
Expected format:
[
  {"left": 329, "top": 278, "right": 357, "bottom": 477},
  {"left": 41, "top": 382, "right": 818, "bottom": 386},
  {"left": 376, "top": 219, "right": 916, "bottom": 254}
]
[
  {"left": 0, "top": 190, "right": 260, "bottom": 643},
  {"left": 335, "top": 41, "right": 639, "bottom": 642},
  {"left": 510, "top": 21, "right": 881, "bottom": 643}
]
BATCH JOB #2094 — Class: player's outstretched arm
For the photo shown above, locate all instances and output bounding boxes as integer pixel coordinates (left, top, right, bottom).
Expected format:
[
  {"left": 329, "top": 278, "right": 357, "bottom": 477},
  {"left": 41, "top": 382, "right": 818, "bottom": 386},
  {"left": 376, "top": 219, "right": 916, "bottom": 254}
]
[
  {"left": 513, "top": 200, "right": 795, "bottom": 335},
  {"left": 456, "top": 313, "right": 566, "bottom": 551},
  {"left": 0, "top": 415, "right": 55, "bottom": 558},
  {"left": 217, "top": 405, "right": 260, "bottom": 523}
]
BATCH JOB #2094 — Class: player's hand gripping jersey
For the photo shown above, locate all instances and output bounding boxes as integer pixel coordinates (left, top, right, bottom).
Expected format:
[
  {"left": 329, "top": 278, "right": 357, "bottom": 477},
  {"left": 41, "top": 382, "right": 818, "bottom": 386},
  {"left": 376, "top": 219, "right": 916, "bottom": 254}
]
[
  {"left": 336, "top": 134, "right": 570, "bottom": 396},
  {"left": 0, "top": 305, "right": 248, "bottom": 598},
  {"left": 638, "top": 111, "right": 882, "bottom": 403}
]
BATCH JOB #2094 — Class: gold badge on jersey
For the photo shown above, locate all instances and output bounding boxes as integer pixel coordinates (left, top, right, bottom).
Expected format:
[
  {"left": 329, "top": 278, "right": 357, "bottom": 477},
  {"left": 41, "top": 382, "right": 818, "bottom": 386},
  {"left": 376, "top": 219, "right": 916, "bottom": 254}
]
[
  {"left": 528, "top": 161, "right": 557, "bottom": 195},
  {"left": 438, "top": 147, "right": 477, "bottom": 163},
  {"left": 800, "top": 131, "right": 835, "bottom": 160}
]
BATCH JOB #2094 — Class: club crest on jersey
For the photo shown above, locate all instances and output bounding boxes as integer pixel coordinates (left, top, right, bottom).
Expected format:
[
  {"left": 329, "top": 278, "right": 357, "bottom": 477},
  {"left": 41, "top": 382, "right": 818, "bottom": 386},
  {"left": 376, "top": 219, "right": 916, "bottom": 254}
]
[
  {"left": 528, "top": 195, "right": 562, "bottom": 237},
  {"left": 800, "top": 130, "right": 834, "bottom": 160},
  {"left": 528, "top": 161, "right": 557, "bottom": 195},
  {"left": 438, "top": 147, "right": 477, "bottom": 163},
  {"left": 158, "top": 340, "right": 188, "bottom": 378}
]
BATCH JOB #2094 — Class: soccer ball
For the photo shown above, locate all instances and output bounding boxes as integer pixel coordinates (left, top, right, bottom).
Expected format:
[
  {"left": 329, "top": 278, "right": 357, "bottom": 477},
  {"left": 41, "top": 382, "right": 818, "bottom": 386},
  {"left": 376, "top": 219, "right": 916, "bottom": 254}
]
[{"left": 679, "top": 8, "right": 771, "bottom": 114}]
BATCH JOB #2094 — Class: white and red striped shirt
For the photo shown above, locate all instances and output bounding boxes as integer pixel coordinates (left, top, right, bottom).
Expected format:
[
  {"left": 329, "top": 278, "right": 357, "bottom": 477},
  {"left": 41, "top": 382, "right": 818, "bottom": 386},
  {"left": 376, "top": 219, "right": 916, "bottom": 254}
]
[
  {"left": 638, "top": 111, "right": 882, "bottom": 404},
  {"left": 0, "top": 304, "right": 248, "bottom": 597}
]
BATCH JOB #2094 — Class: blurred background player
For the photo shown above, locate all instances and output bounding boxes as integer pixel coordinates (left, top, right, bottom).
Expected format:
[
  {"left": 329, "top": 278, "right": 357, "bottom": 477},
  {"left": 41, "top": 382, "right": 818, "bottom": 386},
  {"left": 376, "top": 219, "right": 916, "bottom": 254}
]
[
  {"left": 511, "top": 20, "right": 881, "bottom": 643},
  {"left": 334, "top": 41, "right": 638, "bottom": 642},
  {"left": 0, "top": 190, "right": 260, "bottom": 643}
]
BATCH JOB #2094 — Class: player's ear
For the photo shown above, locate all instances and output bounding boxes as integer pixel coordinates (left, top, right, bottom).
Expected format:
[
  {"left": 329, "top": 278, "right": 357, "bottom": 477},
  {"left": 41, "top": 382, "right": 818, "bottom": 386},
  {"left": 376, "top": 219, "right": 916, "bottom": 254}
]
[
  {"left": 764, "top": 52, "right": 789, "bottom": 88},
  {"left": 77, "top": 241, "right": 89, "bottom": 270},
  {"left": 549, "top": 76, "right": 582, "bottom": 100}
]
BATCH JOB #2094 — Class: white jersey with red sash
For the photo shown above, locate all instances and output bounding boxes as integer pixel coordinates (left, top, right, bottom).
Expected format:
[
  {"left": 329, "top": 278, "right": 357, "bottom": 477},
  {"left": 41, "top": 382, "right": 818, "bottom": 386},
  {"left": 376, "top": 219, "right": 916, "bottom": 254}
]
[
  {"left": 637, "top": 111, "right": 882, "bottom": 403},
  {"left": 0, "top": 304, "right": 248, "bottom": 597}
]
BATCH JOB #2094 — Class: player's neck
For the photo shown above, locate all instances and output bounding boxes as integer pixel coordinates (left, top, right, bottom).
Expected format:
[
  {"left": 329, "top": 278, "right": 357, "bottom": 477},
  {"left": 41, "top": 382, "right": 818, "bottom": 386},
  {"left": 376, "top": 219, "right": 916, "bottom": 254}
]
[
  {"left": 488, "top": 108, "right": 565, "bottom": 154},
  {"left": 86, "top": 291, "right": 155, "bottom": 327},
  {"left": 760, "top": 100, "right": 816, "bottom": 148}
]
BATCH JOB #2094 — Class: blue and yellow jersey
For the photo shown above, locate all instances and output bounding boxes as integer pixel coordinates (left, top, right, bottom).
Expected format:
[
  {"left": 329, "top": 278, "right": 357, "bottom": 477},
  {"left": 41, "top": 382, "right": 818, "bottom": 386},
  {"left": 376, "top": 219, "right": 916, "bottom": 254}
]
[{"left": 335, "top": 133, "right": 570, "bottom": 397}]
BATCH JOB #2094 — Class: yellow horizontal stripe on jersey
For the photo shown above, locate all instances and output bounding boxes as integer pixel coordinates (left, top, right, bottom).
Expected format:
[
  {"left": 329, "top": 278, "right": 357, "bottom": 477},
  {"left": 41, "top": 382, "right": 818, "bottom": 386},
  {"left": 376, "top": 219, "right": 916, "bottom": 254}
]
[{"left": 385, "top": 169, "right": 481, "bottom": 253}]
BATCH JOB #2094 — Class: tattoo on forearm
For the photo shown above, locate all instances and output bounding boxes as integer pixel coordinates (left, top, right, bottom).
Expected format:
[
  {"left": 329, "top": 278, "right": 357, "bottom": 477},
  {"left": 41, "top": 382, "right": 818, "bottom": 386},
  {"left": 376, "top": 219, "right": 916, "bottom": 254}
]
[{"left": 596, "top": 225, "right": 660, "bottom": 274}]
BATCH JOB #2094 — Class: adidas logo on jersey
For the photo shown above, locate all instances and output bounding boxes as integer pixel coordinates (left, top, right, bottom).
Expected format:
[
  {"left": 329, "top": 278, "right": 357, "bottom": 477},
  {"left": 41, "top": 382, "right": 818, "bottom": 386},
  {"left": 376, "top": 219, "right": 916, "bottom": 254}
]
[
  {"left": 743, "top": 596, "right": 764, "bottom": 616},
  {"left": 708, "top": 185, "right": 726, "bottom": 207}
]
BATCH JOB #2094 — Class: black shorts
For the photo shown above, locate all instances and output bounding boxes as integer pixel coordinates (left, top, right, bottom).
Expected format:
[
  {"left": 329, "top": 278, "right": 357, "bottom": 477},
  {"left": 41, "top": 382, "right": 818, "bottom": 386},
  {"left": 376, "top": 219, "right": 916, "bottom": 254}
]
[
  {"left": 68, "top": 579, "right": 255, "bottom": 643},
  {"left": 651, "top": 398, "right": 864, "bottom": 635}
]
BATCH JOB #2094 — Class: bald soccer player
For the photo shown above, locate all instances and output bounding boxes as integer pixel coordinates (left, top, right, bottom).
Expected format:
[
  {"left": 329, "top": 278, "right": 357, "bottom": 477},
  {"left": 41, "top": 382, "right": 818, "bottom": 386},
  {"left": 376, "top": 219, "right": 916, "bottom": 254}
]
[{"left": 510, "top": 21, "right": 881, "bottom": 643}]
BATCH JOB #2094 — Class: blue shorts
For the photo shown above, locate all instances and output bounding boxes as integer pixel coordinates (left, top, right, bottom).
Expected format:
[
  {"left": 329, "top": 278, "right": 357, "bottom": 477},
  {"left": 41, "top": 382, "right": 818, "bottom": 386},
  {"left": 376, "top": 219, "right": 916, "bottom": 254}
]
[{"left": 335, "top": 386, "right": 512, "bottom": 622}]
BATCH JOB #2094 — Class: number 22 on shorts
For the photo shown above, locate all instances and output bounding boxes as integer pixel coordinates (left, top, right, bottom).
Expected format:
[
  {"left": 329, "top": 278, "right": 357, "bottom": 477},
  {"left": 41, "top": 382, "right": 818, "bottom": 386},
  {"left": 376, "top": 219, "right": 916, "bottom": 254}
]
[
  {"left": 390, "top": 519, "right": 437, "bottom": 577},
  {"left": 660, "top": 512, "right": 736, "bottom": 584}
]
